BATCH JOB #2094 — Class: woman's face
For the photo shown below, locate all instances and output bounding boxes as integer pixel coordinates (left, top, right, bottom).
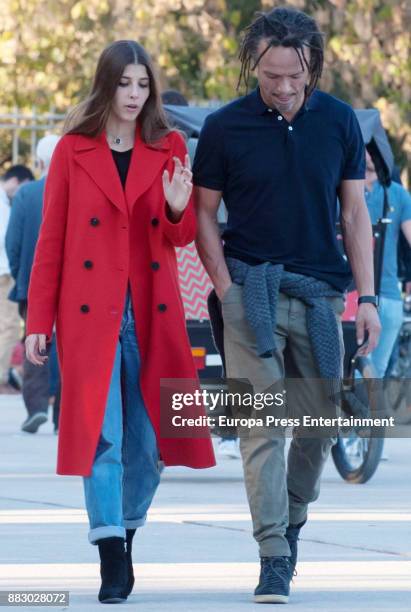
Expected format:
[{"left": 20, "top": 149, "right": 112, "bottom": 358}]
[{"left": 111, "top": 63, "right": 150, "bottom": 123}]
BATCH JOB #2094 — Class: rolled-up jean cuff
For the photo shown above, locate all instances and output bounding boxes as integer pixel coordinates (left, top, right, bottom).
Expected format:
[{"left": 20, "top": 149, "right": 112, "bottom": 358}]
[
  {"left": 258, "top": 536, "right": 291, "bottom": 558},
  {"left": 88, "top": 525, "right": 126, "bottom": 545},
  {"left": 124, "top": 514, "right": 147, "bottom": 529}
]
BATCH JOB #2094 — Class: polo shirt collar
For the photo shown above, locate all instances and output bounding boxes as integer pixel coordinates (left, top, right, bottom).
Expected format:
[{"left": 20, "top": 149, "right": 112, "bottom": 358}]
[
  {"left": 248, "top": 87, "right": 321, "bottom": 116},
  {"left": 249, "top": 87, "right": 268, "bottom": 114}
]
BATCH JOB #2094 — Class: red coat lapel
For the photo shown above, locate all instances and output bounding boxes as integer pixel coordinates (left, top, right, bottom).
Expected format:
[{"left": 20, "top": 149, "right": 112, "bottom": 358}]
[
  {"left": 125, "top": 128, "right": 171, "bottom": 212},
  {"left": 73, "top": 128, "right": 171, "bottom": 216},
  {"left": 73, "top": 133, "right": 127, "bottom": 216}
]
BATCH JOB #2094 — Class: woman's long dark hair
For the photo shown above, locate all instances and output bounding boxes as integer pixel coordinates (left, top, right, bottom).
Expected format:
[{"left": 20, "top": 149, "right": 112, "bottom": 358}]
[
  {"left": 64, "top": 40, "right": 171, "bottom": 143},
  {"left": 238, "top": 6, "right": 324, "bottom": 97}
]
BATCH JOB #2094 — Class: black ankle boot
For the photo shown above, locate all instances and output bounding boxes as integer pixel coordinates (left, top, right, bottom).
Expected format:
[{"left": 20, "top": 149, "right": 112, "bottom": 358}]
[
  {"left": 97, "top": 536, "right": 128, "bottom": 603},
  {"left": 124, "top": 529, "right": 136, "bottom": 597}
]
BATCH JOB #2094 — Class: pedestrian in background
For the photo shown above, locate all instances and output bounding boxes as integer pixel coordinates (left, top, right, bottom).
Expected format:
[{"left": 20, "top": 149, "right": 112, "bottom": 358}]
[
  {"left": 364, "top": 150, "right": 411, "bottom": 377},
  {"left": 6, "top": 135, "right": 61, "bottom": 432},
  {"left": 0, "top": 165, "right": 34, "bottom": 393},
  {"left": 25, "top": 40, "right": 215, "bottom": 604}
]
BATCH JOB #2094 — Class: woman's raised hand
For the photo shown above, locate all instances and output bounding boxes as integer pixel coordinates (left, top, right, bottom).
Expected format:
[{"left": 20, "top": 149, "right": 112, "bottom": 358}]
[
  {"left": 162, "top": 154, "right": 193, "bottom": 215},
  {"left": 25, "top": 334, "right": 48, "bottom": 366}
]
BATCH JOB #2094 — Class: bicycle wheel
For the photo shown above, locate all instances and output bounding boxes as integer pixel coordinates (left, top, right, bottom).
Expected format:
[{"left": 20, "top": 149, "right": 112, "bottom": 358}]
[
  {"left": 332, "top": 356, "right": 385, "bottom": 484},
  {"left": 384, "top": 378, "right": 411, "bottom": 425},
  {"left": 383, "top": 326, "right": 411, "bottom": 425}
]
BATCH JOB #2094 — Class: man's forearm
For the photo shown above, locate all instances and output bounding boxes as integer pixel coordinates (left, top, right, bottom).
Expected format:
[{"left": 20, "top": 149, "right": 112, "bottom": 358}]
[
  {"left": 341, "top": 203, "right": 375, "bottom": 295},
  {"left": 196, "top": 208, "right": 231, "bottom": 299}
]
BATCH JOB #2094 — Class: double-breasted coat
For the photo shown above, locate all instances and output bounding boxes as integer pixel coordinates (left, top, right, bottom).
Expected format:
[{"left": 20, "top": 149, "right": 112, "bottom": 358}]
[{"left": 26, "top": 128, "right": 216, "bottom": 476}]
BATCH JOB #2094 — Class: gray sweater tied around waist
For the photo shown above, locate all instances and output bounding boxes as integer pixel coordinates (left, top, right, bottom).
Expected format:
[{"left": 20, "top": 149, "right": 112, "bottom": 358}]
[{"left": 226, "top": 257, "right": 343, "bottom": 381}]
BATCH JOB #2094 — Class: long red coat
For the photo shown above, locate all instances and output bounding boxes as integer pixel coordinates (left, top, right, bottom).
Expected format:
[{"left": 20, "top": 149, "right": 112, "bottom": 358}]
[{"left": 27, "top": 128, "right": 216, "bottom": 476}]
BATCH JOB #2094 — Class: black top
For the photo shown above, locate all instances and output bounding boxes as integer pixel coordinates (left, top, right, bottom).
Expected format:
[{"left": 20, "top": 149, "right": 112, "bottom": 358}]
[
  {"left": 193, "top": 88, "right": 365, "bottom": 291},
  {"left": 111, "top": 148, "right": 132, "bottom": 188}
]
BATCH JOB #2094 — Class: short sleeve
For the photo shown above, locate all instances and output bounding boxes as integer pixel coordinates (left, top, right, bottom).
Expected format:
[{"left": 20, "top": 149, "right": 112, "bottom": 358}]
[
  {"left": 193, "top": 113, "right": 225, "bottom": 191},
  {"left": 399, "top": 186, "right": 411, "bottom": 223},
  {"left": 341, "top": 109, "right": 365, "bottom": 181}
]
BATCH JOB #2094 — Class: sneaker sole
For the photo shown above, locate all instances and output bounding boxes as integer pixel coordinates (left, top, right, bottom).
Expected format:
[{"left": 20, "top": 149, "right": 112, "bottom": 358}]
[
  {"left": 254, "top": 594, "right": 289, "bottom": 603},
  {"left": 100, "top": 597, "right": 127, "bottom": 604},
  {"left": 21, "top": 414, "right": 48, "bottom": 433}
]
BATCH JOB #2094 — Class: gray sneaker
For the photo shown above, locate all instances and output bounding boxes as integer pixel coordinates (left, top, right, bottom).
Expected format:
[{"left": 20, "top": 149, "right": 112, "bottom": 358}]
[{"left": 21, "top": 412, "right": 48, "bottom": 433}]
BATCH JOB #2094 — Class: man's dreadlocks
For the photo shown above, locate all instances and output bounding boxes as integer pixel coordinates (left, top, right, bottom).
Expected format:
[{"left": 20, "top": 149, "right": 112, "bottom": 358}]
[{"left": 238, "top": 6, "right": 324, "bottom": 97}]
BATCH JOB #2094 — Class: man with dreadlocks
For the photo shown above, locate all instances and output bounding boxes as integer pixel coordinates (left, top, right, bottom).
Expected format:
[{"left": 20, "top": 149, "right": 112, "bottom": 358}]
[{"left": 194, "top": 5, "right": 381, "bottom": 605}]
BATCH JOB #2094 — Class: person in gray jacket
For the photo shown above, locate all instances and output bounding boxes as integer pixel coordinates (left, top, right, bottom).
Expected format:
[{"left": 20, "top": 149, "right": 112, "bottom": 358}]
[{"left": 6, "top": 135, "right": 60, "bottom": 433}]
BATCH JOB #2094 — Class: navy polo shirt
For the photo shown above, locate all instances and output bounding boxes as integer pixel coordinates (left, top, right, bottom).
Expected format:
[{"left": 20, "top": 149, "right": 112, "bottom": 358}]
[{"left": 193, "top": 88, "right": 365, "bottom": 291}]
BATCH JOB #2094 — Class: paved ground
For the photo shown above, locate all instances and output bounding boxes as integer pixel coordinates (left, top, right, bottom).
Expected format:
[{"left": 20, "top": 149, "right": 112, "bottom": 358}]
[{"left": 0, "top": 393, "right": 410, "bottom": 611}]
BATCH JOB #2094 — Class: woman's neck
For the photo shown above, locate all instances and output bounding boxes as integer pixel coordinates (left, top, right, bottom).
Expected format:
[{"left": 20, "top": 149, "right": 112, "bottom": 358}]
[{"left": 105, "top": 116, "right": 136, "bottom": 151}]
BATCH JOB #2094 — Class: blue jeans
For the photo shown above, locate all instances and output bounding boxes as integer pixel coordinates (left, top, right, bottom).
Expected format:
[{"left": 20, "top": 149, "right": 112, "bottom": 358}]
[
  {"left": 370, "top": 296, "right": 403, "bottom": 378},
  {"left": 83, "top": 294, "right": 160, "bottom": 544}
]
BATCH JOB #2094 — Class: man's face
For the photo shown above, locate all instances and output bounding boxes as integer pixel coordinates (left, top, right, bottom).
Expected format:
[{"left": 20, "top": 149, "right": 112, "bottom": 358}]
[
  {"left": 3, "top": 177, "right": 24, "bottom": 199},
  {"left": 256, "top": 42, "right": 311, "bottom": 118}
]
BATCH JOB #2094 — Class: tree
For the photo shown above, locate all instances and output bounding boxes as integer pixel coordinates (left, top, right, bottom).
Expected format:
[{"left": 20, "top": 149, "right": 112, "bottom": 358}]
[{"left": 0, "top": 0, "right": 410, "bottom": 183}]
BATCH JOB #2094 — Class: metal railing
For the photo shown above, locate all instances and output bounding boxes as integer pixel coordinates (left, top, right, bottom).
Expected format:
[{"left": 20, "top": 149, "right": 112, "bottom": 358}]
[
  {"left": 0, "top": 101, "right": 220, "bottom": 169},
  {"left": 0, "top": 108, "right": 65, "bottom": 167}
]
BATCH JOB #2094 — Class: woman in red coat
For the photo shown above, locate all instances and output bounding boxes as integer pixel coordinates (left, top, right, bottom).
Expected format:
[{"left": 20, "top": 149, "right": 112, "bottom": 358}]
[{"left": 25, "top": 40, "right": 215, "bottom": 604}]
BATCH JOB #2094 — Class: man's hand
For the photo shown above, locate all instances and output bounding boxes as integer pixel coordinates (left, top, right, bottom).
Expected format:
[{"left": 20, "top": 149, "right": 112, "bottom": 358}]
[
  {"left": 355, "top": 303, "right": 381, "bottom": 356},
  {"left": 216, "top": 282, "right": 233, "bottom": 302}
]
